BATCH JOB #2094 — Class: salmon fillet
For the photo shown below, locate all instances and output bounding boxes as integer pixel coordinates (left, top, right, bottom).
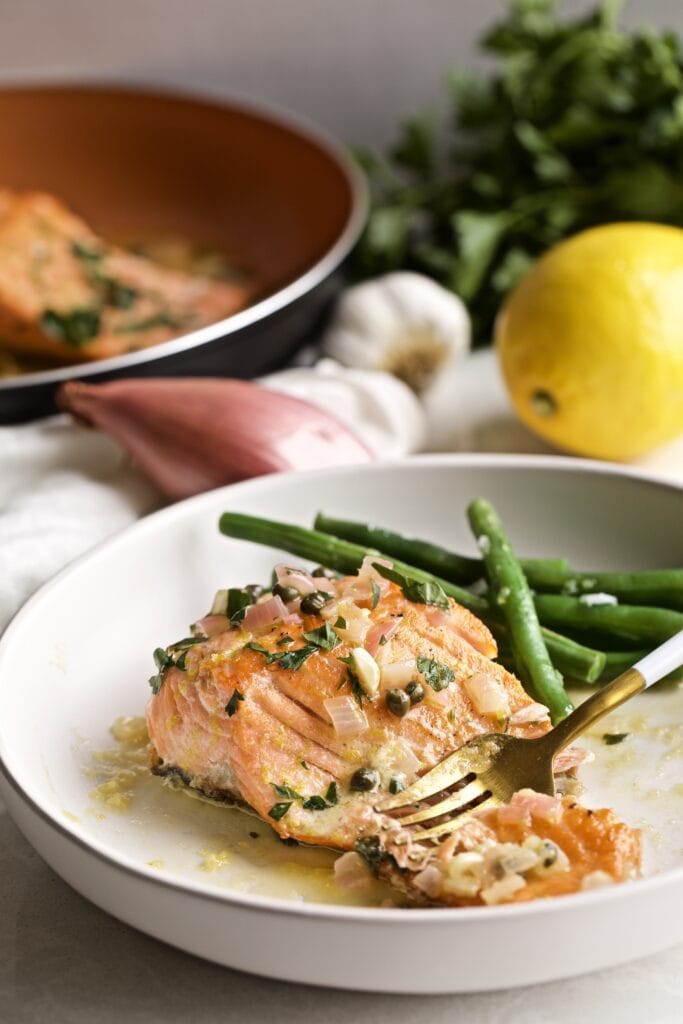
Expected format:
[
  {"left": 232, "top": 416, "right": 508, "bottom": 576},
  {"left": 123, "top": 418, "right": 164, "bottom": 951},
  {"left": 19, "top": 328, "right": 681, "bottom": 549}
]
[
  {"left": 0, "top": 189, "right": 250, "bottom": 363},
  {"left": 146, "top": 558, "right": 641, "bottom": 906}
]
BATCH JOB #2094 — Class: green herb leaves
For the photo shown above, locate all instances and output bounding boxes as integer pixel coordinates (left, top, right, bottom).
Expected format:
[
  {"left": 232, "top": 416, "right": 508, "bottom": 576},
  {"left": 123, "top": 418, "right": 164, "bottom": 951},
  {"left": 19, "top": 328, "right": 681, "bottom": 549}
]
[
  {"left": 268, "top": 779, "right": 339, "bottom": 820},
  {"left": 603, "top": 732, "right": 629, "bottom": 745},
  {"left": 417, "top": 654, "right": 455, "bottom": 691},
  {"left": 302, "top": 622, "right": 341, "bottom": 650},
  {"left": 41, "top": 308, "right": 101, "bottom": 346},
  {"left": 243, "top": 624, "right": 340, "bottom": 672},
  {"left": 354, "top": 0, "right": 683, "bottom": 344},
  {"left": 149, "top": 647, "right": 173, "bottom": 694},
  {"left": 268, "top": 802, "right": 292, "bottom": 821},
  {"left": 373, "top": 563, "right": 450, "bottom": 610}
]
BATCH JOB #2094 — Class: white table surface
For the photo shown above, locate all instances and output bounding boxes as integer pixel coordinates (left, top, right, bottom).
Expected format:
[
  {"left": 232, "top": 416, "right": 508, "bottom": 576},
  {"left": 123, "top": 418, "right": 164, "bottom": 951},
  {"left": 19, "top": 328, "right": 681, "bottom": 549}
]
[{"left": 2, "top": 351, "right": 683, "bottom": 1022}]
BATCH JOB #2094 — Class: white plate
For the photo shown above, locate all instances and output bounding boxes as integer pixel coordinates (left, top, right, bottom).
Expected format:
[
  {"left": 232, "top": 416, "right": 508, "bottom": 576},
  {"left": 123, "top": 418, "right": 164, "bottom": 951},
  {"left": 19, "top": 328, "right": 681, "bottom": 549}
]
[{"left": 1, "top": 454, "right": 683, "bottom": 994}]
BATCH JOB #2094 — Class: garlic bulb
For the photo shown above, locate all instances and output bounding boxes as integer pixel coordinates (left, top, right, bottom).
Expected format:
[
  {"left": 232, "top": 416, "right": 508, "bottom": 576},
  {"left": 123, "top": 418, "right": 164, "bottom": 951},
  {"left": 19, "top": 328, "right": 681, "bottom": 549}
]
[
  {"left": 322, "top": 272, "right": 471, "bottom": 395},
  {"left": 259, "top": 358, "right": 425, "bottom": 457}
]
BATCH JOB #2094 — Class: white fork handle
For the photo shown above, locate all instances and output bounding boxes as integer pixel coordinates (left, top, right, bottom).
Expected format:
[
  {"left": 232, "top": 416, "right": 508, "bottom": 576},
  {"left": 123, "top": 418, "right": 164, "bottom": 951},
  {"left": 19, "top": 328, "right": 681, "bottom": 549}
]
[{"left": 633, "top": 629, "right": 683, "bottom": 688}]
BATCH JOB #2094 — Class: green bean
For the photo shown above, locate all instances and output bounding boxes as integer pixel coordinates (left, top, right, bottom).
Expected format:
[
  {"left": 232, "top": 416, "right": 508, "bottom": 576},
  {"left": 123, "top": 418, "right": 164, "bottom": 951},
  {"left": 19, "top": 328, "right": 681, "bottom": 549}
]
[
  {"left": 218, "top": 513, "right": 602, "bottom": 688},
  {"left": 467, "top": 499, "right": 572, "bottom": 723},
  {"left": 552, "top": 570, "right": 683, "bottom": 611},
  {"left": 534, "top": 594, "right": 683, "bottom": 645},
  {"left": 313, "top": 512, "right": 570, "bottom": 588},
  {"left": 219, "top": 512, "right": 486, "bottom": 612}
]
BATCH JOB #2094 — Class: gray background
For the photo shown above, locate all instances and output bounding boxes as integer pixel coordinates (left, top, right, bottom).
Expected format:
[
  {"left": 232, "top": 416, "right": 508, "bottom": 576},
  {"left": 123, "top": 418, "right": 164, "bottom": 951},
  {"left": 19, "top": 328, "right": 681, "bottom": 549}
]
[
  {"left": 2, "top": 0, "right": 682, "bottom": 146},
  {"left": 2, "top": 2, "right": 683, "bottom": 1021}
]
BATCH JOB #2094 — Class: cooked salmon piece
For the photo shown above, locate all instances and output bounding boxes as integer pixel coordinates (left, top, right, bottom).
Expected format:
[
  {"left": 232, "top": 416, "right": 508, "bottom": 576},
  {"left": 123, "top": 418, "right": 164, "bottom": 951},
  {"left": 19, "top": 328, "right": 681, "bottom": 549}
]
[
  {"left": 0, "top": 189, "right": 250, "bottom": 363},
  {"left": 145, "top": 557, "right": 641, "bottom": 906}
]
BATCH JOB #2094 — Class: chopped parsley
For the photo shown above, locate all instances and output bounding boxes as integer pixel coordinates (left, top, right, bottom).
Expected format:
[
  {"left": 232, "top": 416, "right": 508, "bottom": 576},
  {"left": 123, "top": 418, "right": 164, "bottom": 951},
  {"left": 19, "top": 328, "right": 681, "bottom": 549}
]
[
  {"left": 169, "top": 635, "right": 205, "bottom": 669},
  {"left": 243, "top": 641, "right": 270, "bottom": 656},
  {"left": 271, "top": 779, "right": 338, "bottom": 814},
  {"left": 389, "top": 776, "right": 406, "bottom": 795},
  {"left": 417, "top": 654, "right": 455, "bottom": 691},
  {"left": 227, "top": 587, "right": 257, "bottom": 623},
  {"left": 225, "top": 689, "right": 245, "bottom": 716},
  {"left": 242, "top": 640, "right": 318, "bottom": 671},
  {"left": 603, "top": 732, "right": 629, "bottom": 745},
  {"left": 114, "top": 311, "right": 183, "bottom": 334},
  {"left": 302, "top": 623, "right": 340, "bottom": 651},
  {"left": 334, "top": 616, "right": 347, "bottom": 629},
  {"left": 302, "top": 795, "right": 328, "bottom": 810},
  {"left": 272, "top": 783, "right": 302, "bottom": 800},
  {"left": 372, "top": 563, "right": 450, "bottom": 610},
  {"left": 300, "top": 760, "right": 310, "bottom": 770},
  {"left": 268, "top": 802, "right": 292, "bottom": 821},
  {"left": 371, "top": 579, "right": 381, "bottom": 609},
  {"left": 103, "top": 279, "right": 138, "bottom": 310},
  {"left": 41, "top": 307, "right": 101, "bottom": 346},
  {"left": 148, "top": 646, "right": 173, "bottom": 694},
  {"left": 379, "top": 633, "right": 388, "bottom": 645},
  {"left": 274, "top": 645, "right": 317, "bottom": 671},
  {"left": 70, "top": 242, "right": 138, "bottom": 310},
  {"left": 278, "top": 635, "right": 295, "bottom": 646},
  {"left": 337, "top": 656, "right": 367, "bottom": 706}
]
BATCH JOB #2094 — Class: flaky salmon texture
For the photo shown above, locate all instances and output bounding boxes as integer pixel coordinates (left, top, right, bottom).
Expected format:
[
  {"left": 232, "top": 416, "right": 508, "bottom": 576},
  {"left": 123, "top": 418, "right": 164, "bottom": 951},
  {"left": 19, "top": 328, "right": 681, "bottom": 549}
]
[{"left": 146, "top": 557, "right": 641, "bottom": 907}]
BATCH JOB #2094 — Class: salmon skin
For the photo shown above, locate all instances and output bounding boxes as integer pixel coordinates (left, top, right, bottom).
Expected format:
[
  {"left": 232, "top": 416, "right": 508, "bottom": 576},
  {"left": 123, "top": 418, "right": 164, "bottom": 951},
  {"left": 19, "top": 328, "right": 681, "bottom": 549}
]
[
  {"left": 146, "top": 556, "right": 641, "bottom": 906},
  {"left": 0, "top": 189, "right": 250, "bottom": 364}
]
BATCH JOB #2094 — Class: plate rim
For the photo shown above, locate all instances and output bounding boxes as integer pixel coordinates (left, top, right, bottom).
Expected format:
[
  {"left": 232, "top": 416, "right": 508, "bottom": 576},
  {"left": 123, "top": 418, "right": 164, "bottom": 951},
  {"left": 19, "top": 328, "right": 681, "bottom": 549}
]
[{"left": 2, "top": 450, "right": 682, "bottom": 925}]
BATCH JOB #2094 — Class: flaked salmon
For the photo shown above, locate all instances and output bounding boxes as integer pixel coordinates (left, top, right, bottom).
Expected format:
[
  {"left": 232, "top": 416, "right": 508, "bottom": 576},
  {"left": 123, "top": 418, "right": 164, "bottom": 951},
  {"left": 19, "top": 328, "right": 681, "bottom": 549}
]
[{"left": 146, "top": 557, "right": 641, "bottom": 906}]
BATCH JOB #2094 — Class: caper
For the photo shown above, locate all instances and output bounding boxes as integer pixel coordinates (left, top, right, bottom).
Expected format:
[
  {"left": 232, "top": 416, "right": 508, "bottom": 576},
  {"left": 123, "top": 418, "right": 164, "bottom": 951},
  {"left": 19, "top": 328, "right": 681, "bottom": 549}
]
[
  {"left": 386, "top": 688, "right": 411, "bottom": 718},
  {"left": 406, "top": 680, "right": 425, "bottom": 705},
  {"left": 273, "top": 583, "right": 300, "bottom": 603},
  {"left": 311, "top": 566, "right": 337, "bottom": 579},
  {"left": 300, "top": 591, "right": 331, "bottom": 615},
  {"left": 349, "top": 767, "right": 380, "bottom": 792}
]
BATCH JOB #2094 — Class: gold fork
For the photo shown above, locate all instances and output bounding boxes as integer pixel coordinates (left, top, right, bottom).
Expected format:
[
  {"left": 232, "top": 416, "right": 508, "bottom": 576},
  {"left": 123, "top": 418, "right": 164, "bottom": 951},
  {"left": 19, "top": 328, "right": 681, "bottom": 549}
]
[{"left": 375, "top": 629, "right": 683, "bottom": 843}]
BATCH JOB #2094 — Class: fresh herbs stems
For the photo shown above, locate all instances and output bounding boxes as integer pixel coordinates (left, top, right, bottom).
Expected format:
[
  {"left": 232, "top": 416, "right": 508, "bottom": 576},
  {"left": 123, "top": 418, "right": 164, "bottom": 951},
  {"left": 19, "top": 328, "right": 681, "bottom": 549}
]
[{"left": 354, "top": 0, "right": 683, "bottom": 345}]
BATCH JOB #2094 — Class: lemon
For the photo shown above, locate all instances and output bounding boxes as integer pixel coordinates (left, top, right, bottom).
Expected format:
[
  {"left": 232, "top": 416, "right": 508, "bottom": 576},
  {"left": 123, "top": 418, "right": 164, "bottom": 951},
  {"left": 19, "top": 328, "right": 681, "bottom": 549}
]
[{"left": 495, "top": 223, "right": 683, "bottom": 460}]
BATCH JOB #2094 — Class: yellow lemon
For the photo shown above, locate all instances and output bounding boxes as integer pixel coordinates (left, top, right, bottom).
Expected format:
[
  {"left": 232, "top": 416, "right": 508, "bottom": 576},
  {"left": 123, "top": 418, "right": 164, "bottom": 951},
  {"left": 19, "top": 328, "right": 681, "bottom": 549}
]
[{"left": 495, "top": 223, "right": 683, "bottom": 460}]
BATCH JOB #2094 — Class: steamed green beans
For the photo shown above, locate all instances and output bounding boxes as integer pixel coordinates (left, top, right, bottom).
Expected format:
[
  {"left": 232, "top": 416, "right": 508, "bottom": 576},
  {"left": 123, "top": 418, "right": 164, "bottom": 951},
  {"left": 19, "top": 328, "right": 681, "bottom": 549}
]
[
  {"left": 313, "top": 512, "right": 570, "bottom": 590},
  {"left": 218, "top": 513, "right": 603, "bottom": 686},
  {"left": 314, "top": 512, "right": 683, "bottom": 609},
  {"left": 466, "top": 499, "right": 572, "bottom": 723},
  {"left": 534, "top": 594, "right": 683, "bottom": 646}
]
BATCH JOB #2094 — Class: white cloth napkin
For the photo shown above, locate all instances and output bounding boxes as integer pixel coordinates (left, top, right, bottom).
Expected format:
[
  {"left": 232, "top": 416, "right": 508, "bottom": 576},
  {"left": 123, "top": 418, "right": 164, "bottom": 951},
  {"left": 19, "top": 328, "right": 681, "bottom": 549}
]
[{"left": 0, "top": 362, "right": 425, "bottom": 632}]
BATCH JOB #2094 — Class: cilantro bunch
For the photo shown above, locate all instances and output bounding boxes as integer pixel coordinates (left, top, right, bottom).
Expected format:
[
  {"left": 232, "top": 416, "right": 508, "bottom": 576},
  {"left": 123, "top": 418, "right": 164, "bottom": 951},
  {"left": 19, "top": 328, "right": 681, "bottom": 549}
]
[{"left": 353, "top": 0, "right": 683, "bottom": 344}]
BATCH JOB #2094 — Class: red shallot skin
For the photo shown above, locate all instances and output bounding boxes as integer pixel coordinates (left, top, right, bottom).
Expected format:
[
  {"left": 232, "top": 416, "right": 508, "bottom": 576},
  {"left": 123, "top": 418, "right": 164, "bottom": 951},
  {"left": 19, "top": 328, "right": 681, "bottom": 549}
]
[{"left": 57, "top": 377, "right": 373, "bottom": 499}]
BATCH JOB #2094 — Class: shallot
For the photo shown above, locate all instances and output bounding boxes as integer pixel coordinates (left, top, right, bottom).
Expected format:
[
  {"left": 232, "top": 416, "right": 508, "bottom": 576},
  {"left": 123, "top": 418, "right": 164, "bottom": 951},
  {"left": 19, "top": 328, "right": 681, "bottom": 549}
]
[{"left": 57, "top": 377, "right": 373, "bottom": 500}]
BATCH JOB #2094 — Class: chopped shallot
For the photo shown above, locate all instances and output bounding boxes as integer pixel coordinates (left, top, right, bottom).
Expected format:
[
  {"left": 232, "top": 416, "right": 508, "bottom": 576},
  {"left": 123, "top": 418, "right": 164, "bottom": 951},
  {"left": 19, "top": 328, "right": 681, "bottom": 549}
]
[
  {"left": 192, "top": 614, "right": 230, "bottom": 638},
  {"left": 334, "top": 852, "right": 372, "bottom": 889},
  {"left": 380, "top": 659, "right": 416, "bottom": 690},
  {"left": 463, "top": 672, "right": 510, "bottom": 720},
  {"left": 242, "top": 595, "right": 299, "bottom": 633},
  {"left": 323, "top": 695, "right": 368, "bottom": 736},
  {"left": 364, "top": 618, "right": 400, "bottom": 657},
  {"left": 413, "top": 863, "right": 444, "bottom": 899},
  {"left": 508, "top": 703, "right": 551, "bottom": 727},
  {"left": 554, "top": 747, "right": 594, "bottom": 773},
  {"left": 506, "top": 788, "right": 562, "bottom": 823},
  {"left": 274, "top": 564, "right": 318, "bottom": 596}
]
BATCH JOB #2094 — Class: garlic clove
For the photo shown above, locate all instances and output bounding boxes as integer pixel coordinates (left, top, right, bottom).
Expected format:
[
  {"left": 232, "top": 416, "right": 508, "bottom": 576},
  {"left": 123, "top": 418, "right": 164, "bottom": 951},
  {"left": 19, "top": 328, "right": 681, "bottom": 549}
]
[
  {"left": 322, "top": 271, "right": 471, "bottom": 395},
  {"left": 57, "top": 377, "right": 373, "bottom": 500},
  {"left": 258, "top": 358, "right": 426, "bottom": 457}
]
